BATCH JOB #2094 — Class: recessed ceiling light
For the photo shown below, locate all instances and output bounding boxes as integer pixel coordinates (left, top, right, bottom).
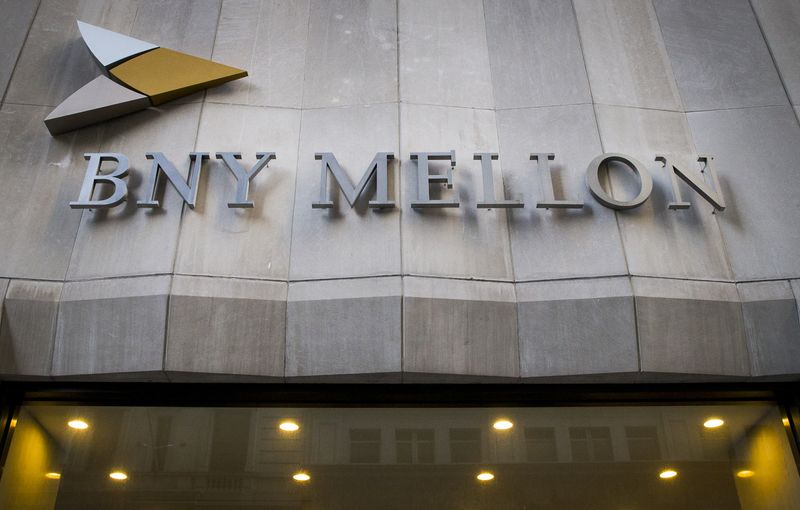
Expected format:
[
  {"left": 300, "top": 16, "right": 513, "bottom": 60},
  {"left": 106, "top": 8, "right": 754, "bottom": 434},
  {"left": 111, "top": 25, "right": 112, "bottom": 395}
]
[
  {"left": 293, "top": 471, "right": 311, "bottom": 482},
  {"left": 492, "top": 420, "right": 513, "bottom": 430},
  {"left": 45, "top": 472, "right": 61, "bottom": 480},
  {"left": 109, "top": 471, "right": 128, "bottom": 481},
  {"left": 703, "top": 418, "right": 724, "bottom": 429},
  {"left": 67, "top": 419, "right": 89, "bottom": 430},
  {"left": 736, "top": 470, "right": 755, "bottom": 478},
  {"left": 279, "top": 420, "right": 300, "bottom": 432},
  {"left": 476, "top": 471, "right": 495, "bottom": 482},
  {"left": 659, "top": 469, "right": 678, "bottom": 480}
]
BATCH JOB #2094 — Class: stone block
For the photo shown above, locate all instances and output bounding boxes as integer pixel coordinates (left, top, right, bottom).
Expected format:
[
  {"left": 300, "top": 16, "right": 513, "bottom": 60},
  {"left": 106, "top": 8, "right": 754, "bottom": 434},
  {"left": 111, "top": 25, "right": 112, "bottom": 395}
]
[
  {"left": 687, "top": 106, "right": 800, "bottom": 280},
  {"left": 496, "top": 105, "right": 627, "bottom": 280},
  {"left": 0, "top": 280, "right": 60, "bottom": 379},
  {"left": 750, "top": 0, "right": 800, "bottom": 105},
  {"left": 633, "top": 277, "right": 749, "bottom": 377},
  {"left": 52, "top": 275, "right": 170, "bottom": 379},
  {"left": 175, "top": 104, "right": 300, "bottom": 279},
  {"left": 485, "top": 0, "right": 591, "bottom": 109},
  {"left": 166, "top": 276, "right": 286, "bottom": 379},
  {"left": 205, "top": 0, "right": 310, "bottom": 107},
  {"left": 573, "top": 0, "right": 681, "bottom": 110},
  {"left": 286, "top": 277, "right": 401, "bottom": 380},
  {"left": 738, "top": 281, "right": 800, "bottom": 377},
  {"left": 303, "top": 0, "right": 397, "bottom": 107},
  {"left": 517, "top": 277, "right": 638, "bottom": 378},
  {"left": 0, "top": 0, "right": 37, "bottom": 99},
  {"left": 403, "top": 277, "right": 518, "bottom": 379},
  {"left": 653, "top": 0, "right": 787, "bottom": 110}
]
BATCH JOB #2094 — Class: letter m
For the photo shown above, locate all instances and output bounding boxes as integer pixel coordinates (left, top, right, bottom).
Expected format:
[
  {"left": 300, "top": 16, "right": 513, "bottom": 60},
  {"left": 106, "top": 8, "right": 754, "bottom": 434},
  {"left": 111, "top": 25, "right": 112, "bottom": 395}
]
[{"left": 312, "top": 152, "right": 395, "bottom": 209}]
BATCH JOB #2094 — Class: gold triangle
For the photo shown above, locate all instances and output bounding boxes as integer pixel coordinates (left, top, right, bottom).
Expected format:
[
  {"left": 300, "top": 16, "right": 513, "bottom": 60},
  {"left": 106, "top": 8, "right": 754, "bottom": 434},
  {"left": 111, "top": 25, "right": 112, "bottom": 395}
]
[{"left": 110, "top": 48, "right": 247, "bottom": 105}]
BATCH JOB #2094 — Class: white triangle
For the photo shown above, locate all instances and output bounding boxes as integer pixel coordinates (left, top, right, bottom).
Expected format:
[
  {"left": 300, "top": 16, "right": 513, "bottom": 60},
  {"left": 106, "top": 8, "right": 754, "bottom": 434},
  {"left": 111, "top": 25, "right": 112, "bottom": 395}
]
[{"left": 77, "top": 20, "right": 159, "bottom": 69}]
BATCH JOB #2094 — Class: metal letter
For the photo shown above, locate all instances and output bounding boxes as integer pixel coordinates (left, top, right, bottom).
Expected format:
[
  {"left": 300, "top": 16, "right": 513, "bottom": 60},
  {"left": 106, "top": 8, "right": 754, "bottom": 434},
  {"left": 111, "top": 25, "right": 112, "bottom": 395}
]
[
  {"left": 656, "top": 154, "right": 725, "bottom": 211},
  {"left": 70, "top": 153, "right": 130, "bottom": 209},
  {"left": 312, "top": 152, "right": 395, "bottom": 209},
  {"left": 216, "top": 152, "right": 276, "bottom": 208},
  {"left": 585, "top": 153, "right": 653, "bottom": 210},
  {"left": 138, "top": 152, "right": 209, "bottom": 209},
  {"left": 410, "top": 151, "right": 459, "bottom": 208},
  {"left": 475, "top": 153, "right": 523, "bottom": 209},
  {"left": 531, "top": 153, "right": 584, "bottom": 209}
]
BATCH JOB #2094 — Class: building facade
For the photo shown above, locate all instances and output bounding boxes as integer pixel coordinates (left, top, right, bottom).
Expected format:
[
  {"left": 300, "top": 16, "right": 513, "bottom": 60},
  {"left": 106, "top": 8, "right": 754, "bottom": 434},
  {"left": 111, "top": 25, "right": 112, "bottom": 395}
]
[{"left": 1, "top": 0, "right": 800, "bottom": 508}]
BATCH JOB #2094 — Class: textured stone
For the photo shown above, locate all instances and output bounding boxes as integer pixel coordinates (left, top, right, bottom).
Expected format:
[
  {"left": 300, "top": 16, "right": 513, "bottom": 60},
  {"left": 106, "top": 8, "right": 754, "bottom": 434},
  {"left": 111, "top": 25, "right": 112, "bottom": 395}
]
[
  {"left": 687, "top": 106, "right": 800, "bottom": 280},
  {"left": 286, "top": 277, "right": 401, "bottom": 380},
  {"left": 485, "top": 0, "right": 590, "bottom": 109},
  {"left": 573, "top": 0, "right": 682, "bottom": 110},
  {"left": 205, "top": 0, "right": 310, "bottom": 107},
  {"left": 128, "top": 0, "right": 220, "bottom": 58},
  {"left": 400, "top": 0, "right": 494, "bottom": 108},
  {"left": 403, "top": 277, "right": 518, "bottom": 379},
  {"left": 289, "top": 103, "right": 401, "bottom": 280},
  {"left": 595, "top": 105, "right": 732, "bottom": 280},
  {"left": 66, "top": 103, "right": 202, "bottom": 280},
  {"left": 0, "top": 0, "right": 38, "bottom": 99},
  {"left": 166, "top": 276, "right": 286, "bottom": 379},
  {"left": 52, "top": 276, "right": 169, "bottom": 379},
  {"left": 175, "top": 103, "right": 300, "bottom": 279},
  {"left": 633, "top": 277, "right": 749, "bottom": 377},
  {"left": 303, "top": 0, "right": 396, "bottom": 108},
  {"left": 653, "top": 0, "right": 787, "bottom": 110},
  {"left": 517, "top": 277, "right": 637, "bottom": 378},
  {"left": 496, "top": 105, "right": 627, "bottom": 280},
  {"left": 738, "top": 281, "right": 800, "bottom": 377},
  {"left": 750, "top": 0, "right": 800, "bottom": 105},
  {"left": 0, "top": 280, "right": 61, "bottom": 379},
  {"left": 0, "top": 104, "right": 97, "bottom": 280},
  {"left": 401, "top": 104, "right": 513, "bottom": 280}
]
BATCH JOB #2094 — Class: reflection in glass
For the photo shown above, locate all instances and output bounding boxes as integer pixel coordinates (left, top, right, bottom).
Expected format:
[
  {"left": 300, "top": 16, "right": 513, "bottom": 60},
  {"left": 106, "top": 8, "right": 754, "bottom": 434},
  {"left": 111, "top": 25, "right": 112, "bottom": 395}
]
[{"left": 1, "top": 404, "right": 799, "bottom": 509}]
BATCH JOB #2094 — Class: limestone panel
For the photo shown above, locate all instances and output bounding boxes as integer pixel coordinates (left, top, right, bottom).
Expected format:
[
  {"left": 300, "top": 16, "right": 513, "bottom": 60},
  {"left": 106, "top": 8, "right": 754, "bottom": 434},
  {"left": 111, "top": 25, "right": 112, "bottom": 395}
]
[
  {"left": 289, "top": 104, "right": 401, "bottom": 279},
  {"left": 738, "top": 281, "right": 800, "bottom": 377},
  {"left": 633, "top": 277, "right": 749, "bottom": 377},
  {"left": 302, "top": 0, "right": 396, "bottom": 108},
  {"left": 400, "top": 0, "right": 494, "bottom": 108},
  {"left": 653, "top": 0, "right": 787, "bottom": 111},
  {"left": 52, "top": 275, "right": 169, "bottom": 379},
  {"left": 595, "top": 105, "right": 732, "bottom": 281},
  {"left": 0, "top": 280, "right": 61, "bottom": 379},
  {"left": 687, "top": 106, "right": 800, "bottom": 280},
  {"left": 0, "top": 0, "right": 37, "bottom": 99},
  {"left": 175, "top": 104, "right": 300, "bottom": 279},
  {"left": 517, "top": 277, "right": 637, "bottom": 378},
  {"left": 403, "top": 277, "right": 518, "bottom": 379},
  {"left": 205, "top": 0, "right": 310, "bottom": 107},
  {"left": 66, "top": 103, "right": 202, "bottom": 280},
  {"left": 0, "top": 104, "right": 97, "bottom": 280},
  {"left": 166, "top": 276, "right": 286, "bottom": 379},
  {"left": 484, "top": 0, "right": 590, "bottom": 109},
  {"left": 4, "top": 0, "right": 138, "bottom": 107},
  {"left": 750, "top": 0, "right": 800, "bottom": 105},
  {"left": 573, "top": 0, "right": 682, "bottom": 111},
  {"left": 286, "top": 277, "right": 401, "bottom": 380},
  {"left": 129, "top": 0, "right": 220, "bottom": 57},
  {"left": 496, "top": 105, "right": 627, "bottom": 280},
  {"left": 401, "top": 104, "right": 513, "bottom": 280}
]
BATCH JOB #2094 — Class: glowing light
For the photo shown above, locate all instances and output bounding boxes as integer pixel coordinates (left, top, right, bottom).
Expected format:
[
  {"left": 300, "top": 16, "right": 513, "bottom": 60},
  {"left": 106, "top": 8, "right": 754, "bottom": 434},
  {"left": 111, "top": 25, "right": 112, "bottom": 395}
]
[
  {"left": 659, "top": 469, "right": 678, "bottom": 480},
  {"left": 703, "top": 418, "right": 724, "bottom": 429},
  {"left": 67, "top": 419, "right": 89, "bottom": 430},
  {"left": 109, "top": 471, "right": 128, "bottom": 481},
  {"left": 279, "top": 420, "right": 300, "bottom": 432},
  {"left": 783, "top": 418, "right": 791, "bottom": 427},
  {"left": 9, "top": 418, "right": 17, "bottom": 428},
  {"left": 476, "top": 471, "right": 495, "bottom": 482},
  {"left": 293, "top": 471, "right": 311, "bottom": 482},
  {"left": 737, "top": 470, "right": 755, "bottom": 478},
  {"left": 492, "top": 420, "right": 513, "bottom": 430},
  {"left": 45, "top": 473, "right": 61, "bottom": 480}
]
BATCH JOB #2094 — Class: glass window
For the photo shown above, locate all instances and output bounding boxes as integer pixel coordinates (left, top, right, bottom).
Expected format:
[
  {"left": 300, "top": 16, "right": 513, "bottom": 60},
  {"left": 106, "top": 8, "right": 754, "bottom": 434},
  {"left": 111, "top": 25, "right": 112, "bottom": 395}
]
[{"left": 2, "top": 404, "right": 799, "bottom": 509}]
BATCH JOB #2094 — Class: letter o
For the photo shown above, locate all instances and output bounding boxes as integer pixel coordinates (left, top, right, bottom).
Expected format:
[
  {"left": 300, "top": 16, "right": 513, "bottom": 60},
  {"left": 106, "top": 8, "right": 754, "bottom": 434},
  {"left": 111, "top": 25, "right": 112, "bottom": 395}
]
[{"left": 585, "top": 153, "right": 653, "bottom": 210}]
